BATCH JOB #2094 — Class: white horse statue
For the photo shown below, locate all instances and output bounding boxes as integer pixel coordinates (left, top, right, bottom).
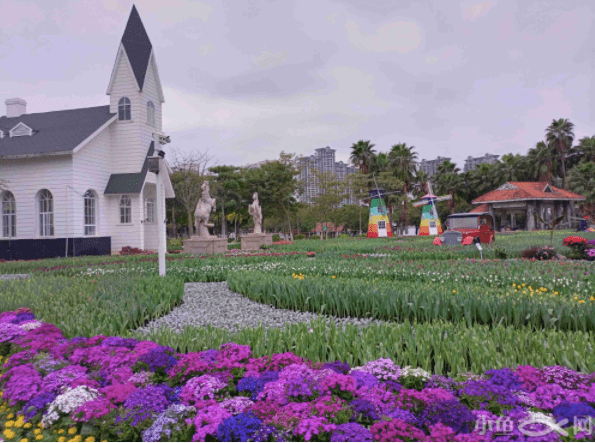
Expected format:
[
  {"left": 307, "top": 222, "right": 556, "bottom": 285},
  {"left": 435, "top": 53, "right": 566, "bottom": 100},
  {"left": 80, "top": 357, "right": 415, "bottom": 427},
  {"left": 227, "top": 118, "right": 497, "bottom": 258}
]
[{"left": 194, "top": 181, "right": 216, "bottom": 237}]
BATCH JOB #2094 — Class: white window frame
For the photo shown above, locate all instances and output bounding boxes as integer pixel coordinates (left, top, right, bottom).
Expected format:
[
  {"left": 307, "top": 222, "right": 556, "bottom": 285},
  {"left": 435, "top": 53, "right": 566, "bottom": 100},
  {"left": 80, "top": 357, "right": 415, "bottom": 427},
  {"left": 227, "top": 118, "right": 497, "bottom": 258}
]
[
  {"left": 1, "top": 191, "right": 16, "bottom": 238},
  {"left": 84, "top": 190, "right": 97, "bottom": 236},
  {"left": 118, "top": 97, "right": 131, "bottom": 121},
  {"left": 147, "top": 101, "right": 155, "bottom": 127},
  {"left": 38, "top": 189, "right": 54, "bottom": 237},
  {"left": 145, "top": 197, "right": 155, "bottom": 223},
  {"left": 119, "top": 195, "right": 132, "bottom": 224}
]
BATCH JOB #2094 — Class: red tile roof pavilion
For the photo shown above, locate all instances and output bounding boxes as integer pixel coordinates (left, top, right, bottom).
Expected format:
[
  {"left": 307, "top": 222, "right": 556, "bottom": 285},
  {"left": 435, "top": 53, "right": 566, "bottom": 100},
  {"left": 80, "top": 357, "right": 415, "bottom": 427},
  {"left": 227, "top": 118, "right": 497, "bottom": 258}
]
[{"left": 472, "top": 182, "right": 585, "bottom": 205}]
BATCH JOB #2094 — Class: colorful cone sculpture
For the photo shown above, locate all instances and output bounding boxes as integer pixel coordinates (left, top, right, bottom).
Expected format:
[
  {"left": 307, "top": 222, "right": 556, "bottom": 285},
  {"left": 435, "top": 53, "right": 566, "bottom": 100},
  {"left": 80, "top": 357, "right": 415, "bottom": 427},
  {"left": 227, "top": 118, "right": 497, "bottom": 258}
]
[
  {"left": 412, "top": 182, "right": 451, "bottom": 236},
  {"left": 418, "top": 197, "right": 444, "bottom": 236},
  {"left": 367, "top": 189, "right": 392, "bottom": 238}
]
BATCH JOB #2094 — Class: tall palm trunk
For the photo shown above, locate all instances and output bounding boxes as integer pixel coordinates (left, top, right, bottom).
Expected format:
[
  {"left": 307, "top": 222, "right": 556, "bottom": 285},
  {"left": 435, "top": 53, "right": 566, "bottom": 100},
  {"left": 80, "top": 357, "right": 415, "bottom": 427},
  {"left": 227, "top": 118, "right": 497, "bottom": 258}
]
[
  {"left": 559, "top": 141, "right": 566, "bottom": 188},
  {"left": 403, "top": 182, "right": 409, "bottom": 229}
]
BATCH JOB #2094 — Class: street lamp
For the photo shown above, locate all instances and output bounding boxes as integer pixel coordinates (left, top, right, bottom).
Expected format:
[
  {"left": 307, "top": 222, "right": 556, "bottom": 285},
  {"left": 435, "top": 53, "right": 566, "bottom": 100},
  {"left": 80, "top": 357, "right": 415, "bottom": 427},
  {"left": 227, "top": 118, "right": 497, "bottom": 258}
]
[{"left": 150, "top": 133, "right": 170, "bottom": 276}]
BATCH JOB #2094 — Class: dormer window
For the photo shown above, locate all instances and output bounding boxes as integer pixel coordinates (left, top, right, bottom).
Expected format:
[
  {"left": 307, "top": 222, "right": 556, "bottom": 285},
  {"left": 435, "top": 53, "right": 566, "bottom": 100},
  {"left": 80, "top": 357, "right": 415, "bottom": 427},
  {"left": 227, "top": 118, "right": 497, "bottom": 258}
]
[
  {"left": 118, "top": 97, "right": 131, "bottom": 121},
  {"left": 543, "top": 184, "right": 553, "bottom": 193},
  {"left": 147, "top": 101, "right": 155, "bottom": 126},
  {"left": 9, "top": 122, "right": 33, "bottom": 137}
]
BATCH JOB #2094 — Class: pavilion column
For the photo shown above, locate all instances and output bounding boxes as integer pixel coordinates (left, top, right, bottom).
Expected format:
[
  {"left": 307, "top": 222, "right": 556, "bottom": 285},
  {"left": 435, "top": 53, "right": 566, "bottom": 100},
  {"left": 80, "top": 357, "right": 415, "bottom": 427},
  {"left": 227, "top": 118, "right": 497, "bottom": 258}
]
[
  {"left": 566, "top": 202, "right": 573, "bottom": 229},
  {"left": 511, "top": 212, "right": 516, "bottom": 229},
  {"left": 526, "top": 201, "right": 536, "bottom": 231},
  {"left": 488, "top": 204, "right": 496, "bottom": 230}
]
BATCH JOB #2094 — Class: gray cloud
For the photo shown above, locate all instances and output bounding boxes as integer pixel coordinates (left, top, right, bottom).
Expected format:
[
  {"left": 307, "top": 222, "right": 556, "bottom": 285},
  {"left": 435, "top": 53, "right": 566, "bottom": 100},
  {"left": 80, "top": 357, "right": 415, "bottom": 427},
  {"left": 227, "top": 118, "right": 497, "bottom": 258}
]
[{"left": 1, "top": 0, "right": 594, "bottom": 169}]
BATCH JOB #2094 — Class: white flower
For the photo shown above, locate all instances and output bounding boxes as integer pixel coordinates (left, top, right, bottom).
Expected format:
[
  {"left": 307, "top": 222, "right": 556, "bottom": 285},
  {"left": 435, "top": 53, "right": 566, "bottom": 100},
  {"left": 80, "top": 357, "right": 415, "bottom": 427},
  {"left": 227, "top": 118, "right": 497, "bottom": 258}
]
[
  {"left": 19, "top": 321, "right": 43, "bottom": 331},
  {"left": 41, "top": 386, "right": 99, "bottom": 427}
]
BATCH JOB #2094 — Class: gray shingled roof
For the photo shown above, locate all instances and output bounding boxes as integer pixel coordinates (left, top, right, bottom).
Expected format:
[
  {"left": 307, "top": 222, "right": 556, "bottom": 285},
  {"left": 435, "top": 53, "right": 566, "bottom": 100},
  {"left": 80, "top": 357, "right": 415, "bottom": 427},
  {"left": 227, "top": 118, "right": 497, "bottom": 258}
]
[
  {"left": 121, "top": 5, "right": 152, "bottom": 90},
  {"left": 0, "top": 105, "right": 115, "bottom": 157},
  {"left": 104, "top": 141, "right": 154, "bottom": 195}
]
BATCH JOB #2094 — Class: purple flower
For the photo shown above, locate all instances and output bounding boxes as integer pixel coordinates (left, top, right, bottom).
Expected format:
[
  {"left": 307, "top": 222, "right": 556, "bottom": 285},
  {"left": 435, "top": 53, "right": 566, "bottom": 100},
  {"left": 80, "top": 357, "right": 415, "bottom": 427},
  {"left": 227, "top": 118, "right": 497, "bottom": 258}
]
[
  {"left": 139, "top": 347, "right": 177, "bottom": 373},
  {"left": 217, "top": 412, "right": 263, "bottom": 442},
  {"left": 419, "top": 400, "right": 475, "bottom": 434},
  {"left": 385, "top": 407, "right": 418, "bottom": 426},
  {"left": 553, "top": 402, "right": 595, "bottom": 427},
  {"left": 0, "top": 322, "right": 28, "bottom": 342},
  {"left": 237, "top": 377, "right": 265, "bottom": 401},
  {"left": 251, "top": 425, "right": 287, "bottom": 442},
  {"left": 11, "top": 313, "right": 36, "bottom": 324},
  {"left": 323, "top": 361, "right": 351, "bottom": 375},
  {"left": 459, "top": 380, "right": 519, "bottom": 413},
  {"left": 485, "top": 368, "right": 522, "bottom": 391},
  {"left": 22, "top": 392, "right": 56, "bottom": 420},
  {"left": 120, "top": 385, "right": 172, "bottom": 426},
  {"left": 331, "top": 423, "right": 373, "bottom": 442},
  {"left": 101, "top": 336, "right": 138, "bottom": 348},
  {"left": 349, "top": 399, "right": 380, "bottom": 422},
  {"left": 350, "top": 371, "right": 379, "bottom": 389}
]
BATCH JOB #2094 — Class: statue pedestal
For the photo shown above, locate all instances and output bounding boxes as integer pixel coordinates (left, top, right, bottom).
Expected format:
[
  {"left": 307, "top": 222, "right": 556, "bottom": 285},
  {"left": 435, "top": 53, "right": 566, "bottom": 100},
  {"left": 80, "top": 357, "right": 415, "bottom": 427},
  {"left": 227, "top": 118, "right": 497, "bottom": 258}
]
[
  {"left": 241, "top": 233, "right": 273, "bottom": 251},
  {"left": 183, "top": 236, "right": 228, "bottom": 255}
]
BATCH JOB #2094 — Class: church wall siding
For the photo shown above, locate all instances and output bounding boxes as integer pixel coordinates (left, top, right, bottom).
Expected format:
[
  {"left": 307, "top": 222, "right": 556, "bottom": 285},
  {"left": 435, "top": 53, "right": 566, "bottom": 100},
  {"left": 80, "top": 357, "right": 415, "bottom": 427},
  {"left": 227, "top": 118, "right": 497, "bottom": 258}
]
[
  {"left": 1, "top": 156, "right": 73, "bottom": 240},
  {"left": 109, "top": 49, "right": 145, "bottom": 174},
  {"left": 72, "top": 125, "right": 113, "bottom": 238}
]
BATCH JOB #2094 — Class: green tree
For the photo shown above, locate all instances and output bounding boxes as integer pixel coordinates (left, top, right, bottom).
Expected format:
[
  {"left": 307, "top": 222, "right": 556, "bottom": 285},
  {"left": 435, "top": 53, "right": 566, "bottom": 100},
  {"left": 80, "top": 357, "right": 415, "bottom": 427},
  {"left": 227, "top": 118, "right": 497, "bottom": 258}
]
[
  {"left": 577, "top": 136, "right": 595, "bottom": 163},
  {"left": 209, "top": 166, "right": 243, "bottom": 238},
  {"left": 243, "top": 154, "right": 300, "bottom": 239},
  {"left": 349, "top": 140, "right": 376, "bottom": 175},
  {"left": 346, "top": 172, "right": 370, "bottom": 234},
  {"left": 568, "top": 162, "right": 595, "bottom": 217},
  {"left": 546, "top": 118, "right": 574, "bottom": 188},
  {"left": 434, "top": 160, "right": 462, "bottom": 214},
  {"left": 388, "top": 143, "right": 418, "bottom": 228},
  {"left": 312, "top": 170, "right": 346, "bottom": 239}
]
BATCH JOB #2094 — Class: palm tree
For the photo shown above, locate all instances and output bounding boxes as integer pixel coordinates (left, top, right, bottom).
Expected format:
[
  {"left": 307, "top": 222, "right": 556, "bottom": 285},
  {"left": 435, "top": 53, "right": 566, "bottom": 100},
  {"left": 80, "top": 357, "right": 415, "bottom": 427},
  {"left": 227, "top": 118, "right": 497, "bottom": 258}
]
[
  {"left": 495, "top": 154, "right": 524, "bottom": 183},
  {"left": 388, "top": 143, "right": 418, "bottom": 229},
  {"left": 349, "top": 140, "right": 376, "bottom": 175},
  {"left": 412, "top": 169, "right": 429, "bottom": 197},
  {"left": 434, "top": 160, "right": 461, "bottom": 214},
  {"left": 545, "top": 119, "right": 574, "bottom": 188},
  {"left": 568, "top": 161, "right": 595, "bottom": 217},
  {"left": 369, "top": 152, "right": 389, "bottom": 174},
  {"left": 577, "top": 136, "right": 595, "bottom": 162},
  {"left": 527, "top": 141, "right": 556, "bottom": 183}
]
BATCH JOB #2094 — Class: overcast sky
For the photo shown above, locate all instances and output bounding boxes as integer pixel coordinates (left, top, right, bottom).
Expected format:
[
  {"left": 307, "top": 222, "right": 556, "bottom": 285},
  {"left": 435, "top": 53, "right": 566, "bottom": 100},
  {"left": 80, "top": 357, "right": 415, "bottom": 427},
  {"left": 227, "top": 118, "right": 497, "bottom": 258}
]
[{"left": 1, "top": 0, "right": 593, "bottom": 169}]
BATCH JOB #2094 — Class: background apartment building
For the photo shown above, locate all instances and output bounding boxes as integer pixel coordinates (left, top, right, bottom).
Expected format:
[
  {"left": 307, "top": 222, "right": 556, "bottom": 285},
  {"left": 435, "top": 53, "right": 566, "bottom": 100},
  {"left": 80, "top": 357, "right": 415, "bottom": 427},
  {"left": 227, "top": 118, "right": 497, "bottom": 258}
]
[
  {"left": 298, "top": 147, "right": 357, "bottom": 206},
  {"left": 419, "top": 156, "right": 451, "bottom": 177},
  {"left": 463, "top": 153, "right": 500, "bottom": 172}
]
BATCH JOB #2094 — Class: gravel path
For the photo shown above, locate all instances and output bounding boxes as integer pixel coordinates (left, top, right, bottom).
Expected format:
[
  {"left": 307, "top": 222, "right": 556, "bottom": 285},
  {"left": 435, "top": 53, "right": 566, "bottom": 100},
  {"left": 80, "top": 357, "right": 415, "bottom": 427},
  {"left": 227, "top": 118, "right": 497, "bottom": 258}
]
[
  {"left": 134, "top": 281, "right": 383, "bottom": 335},
  {"left": 0, "top": 274, "right": 30, "bottom": 280}
]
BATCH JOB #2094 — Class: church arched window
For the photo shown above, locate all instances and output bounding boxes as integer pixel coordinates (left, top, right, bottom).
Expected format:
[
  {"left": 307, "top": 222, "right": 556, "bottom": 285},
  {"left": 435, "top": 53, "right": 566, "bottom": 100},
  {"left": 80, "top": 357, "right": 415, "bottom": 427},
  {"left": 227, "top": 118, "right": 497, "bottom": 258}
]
[{"left": 118, "top": 97, "right": 131, "bottom": 121}]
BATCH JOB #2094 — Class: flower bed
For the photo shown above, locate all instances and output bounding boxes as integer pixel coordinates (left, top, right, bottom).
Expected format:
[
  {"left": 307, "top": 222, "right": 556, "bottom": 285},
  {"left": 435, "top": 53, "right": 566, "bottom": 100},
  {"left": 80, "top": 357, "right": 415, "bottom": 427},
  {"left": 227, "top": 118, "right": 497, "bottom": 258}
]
[{"left": 2, "top": 310, "right": 595, "bottom": 442}]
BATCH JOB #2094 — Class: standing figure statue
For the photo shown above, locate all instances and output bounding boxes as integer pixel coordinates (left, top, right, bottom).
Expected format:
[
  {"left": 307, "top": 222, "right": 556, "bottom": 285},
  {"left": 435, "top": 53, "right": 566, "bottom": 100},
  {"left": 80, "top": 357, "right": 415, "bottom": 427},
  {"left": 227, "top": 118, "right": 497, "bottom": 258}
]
[
  {"left": 194, "top": 181, "right": 216, "bottom": 237},
  {"left": 248, "top": 192, "right": 262, "bottom": 234}
]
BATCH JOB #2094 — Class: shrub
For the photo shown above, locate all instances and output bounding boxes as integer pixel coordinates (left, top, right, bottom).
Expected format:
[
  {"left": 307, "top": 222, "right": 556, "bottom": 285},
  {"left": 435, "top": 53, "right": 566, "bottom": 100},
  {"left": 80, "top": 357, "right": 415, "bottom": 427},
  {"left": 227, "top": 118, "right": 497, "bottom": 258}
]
[
  {"left": 521, "top": 246, "right": 556, "bottom": 260},
  {"left": 494, "top": 247, "right": 508, "bottom": 259},
  {"left": 119, "top": 246, "right": 152, "bottom": 256},
  {"left": 294, "top": 234, "right": 306, "bottom": 240},
  {"left": 272, "top": 234, "right": 281, "bottom": 242},
  {"left": 310, "top": 235, "right": 321, "bottom": 240}
]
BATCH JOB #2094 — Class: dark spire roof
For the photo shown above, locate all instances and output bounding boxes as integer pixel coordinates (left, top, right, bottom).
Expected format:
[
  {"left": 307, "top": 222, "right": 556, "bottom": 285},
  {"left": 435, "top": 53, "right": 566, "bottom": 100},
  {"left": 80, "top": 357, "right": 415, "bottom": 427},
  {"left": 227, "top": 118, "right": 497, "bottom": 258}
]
[{"left": 121, "top": 5, "right": 152, "bottom": 90}]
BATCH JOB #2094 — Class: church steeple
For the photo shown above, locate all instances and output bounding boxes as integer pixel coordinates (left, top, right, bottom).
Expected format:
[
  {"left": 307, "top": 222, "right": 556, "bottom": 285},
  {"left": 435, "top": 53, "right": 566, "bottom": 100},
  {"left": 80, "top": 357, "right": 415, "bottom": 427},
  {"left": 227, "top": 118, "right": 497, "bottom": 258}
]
[{"left": 120, "top": 5, "right": 152, "bottom": 90}]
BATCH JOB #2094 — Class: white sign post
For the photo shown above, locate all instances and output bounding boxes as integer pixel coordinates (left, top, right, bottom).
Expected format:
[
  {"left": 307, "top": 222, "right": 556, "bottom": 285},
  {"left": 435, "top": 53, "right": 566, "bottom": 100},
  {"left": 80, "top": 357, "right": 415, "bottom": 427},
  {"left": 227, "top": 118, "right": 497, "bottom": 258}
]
[
  {"left": 153, "top": 134, "right": 167, "bottom": 277},
  {"left": 475, "top": 242, "right": 483, "bottom": 260}
]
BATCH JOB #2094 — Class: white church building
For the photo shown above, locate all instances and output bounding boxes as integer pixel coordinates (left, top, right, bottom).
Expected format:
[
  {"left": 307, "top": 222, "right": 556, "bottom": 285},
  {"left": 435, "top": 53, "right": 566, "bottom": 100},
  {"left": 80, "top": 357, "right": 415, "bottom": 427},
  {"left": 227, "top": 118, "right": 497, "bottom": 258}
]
[{"left": 0, "top": 6, "right": 174, "bottom": 260}]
